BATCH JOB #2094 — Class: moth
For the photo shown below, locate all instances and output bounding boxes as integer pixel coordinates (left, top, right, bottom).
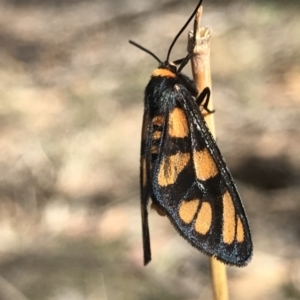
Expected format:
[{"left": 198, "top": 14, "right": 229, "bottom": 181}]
[{"left": 129, "top": 0, "right": 252, "bottom": 266}]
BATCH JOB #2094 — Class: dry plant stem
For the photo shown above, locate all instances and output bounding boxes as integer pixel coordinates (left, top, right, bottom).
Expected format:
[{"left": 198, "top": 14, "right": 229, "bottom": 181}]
[
  {"left": 210, "top": 258, "right": 228, "bottom": 300},
  {"left": 188, "top": 7, "right": 229, "bottom": 300}
]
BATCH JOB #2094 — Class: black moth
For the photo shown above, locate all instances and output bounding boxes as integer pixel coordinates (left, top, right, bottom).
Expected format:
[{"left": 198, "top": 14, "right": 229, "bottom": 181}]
[{"left": 129, "top": 0, "right": 252, "bottom": 266}]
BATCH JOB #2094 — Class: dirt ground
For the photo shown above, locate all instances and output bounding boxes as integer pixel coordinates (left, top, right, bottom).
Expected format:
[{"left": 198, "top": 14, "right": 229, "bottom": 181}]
[{"left": 0, "top": 0, "right": 300, "bottom": 299}]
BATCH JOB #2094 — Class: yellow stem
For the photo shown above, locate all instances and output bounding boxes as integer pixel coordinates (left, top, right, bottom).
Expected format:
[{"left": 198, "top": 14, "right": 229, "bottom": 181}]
[{"left": 188, "top": 7, "right": 229, "bottom": 300}]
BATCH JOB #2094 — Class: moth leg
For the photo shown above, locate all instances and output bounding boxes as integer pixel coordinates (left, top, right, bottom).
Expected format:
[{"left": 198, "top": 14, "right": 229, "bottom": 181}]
[
  {"left": 173, "top": 57, "right": 187, "bottom": 65},
  {"left": 196, "top": 87, "right": 215, "bottom": 115},
  {"left": 177, "top": 52, "right": 193, "bottom": 73}
]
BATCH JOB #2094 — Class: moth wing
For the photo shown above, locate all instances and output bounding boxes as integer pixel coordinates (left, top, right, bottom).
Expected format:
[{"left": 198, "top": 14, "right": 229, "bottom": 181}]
[
  {"left": 152, "top": 93, "right": 252, "bottom": 266},
  {"left": 140, "top": 109, "right": 151, "bottom": 265}
]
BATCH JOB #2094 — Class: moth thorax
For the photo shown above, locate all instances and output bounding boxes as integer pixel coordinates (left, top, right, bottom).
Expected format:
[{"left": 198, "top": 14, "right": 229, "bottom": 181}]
[{"left": 151, "top": 68, "right": 176, "bottom": 78}]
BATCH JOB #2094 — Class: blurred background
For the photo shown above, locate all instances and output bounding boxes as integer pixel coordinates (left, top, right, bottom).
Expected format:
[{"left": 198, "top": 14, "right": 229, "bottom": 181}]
[{"left": 0, "top": 0, "right": 299, "bottom": 299}]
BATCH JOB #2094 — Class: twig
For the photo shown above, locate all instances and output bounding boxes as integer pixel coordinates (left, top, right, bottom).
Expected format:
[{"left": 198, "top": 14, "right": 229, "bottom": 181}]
[
  {"left": 209, "top": 257, "right": 228, "bottom": 300},
  {"left": 188, "top": 7, "right": 229, "bottom": 300}
]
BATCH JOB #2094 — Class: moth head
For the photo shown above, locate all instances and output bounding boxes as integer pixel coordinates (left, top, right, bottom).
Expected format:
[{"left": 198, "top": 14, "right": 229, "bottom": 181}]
[
  {"left": 161, "top": 61, "right": 177, "bottom": 74},
  {"left": 129, "top": 0, "right": 203, "bottom": 74},
  {"left": 151, "top": 62, "right": 177, "bottom": 78}
]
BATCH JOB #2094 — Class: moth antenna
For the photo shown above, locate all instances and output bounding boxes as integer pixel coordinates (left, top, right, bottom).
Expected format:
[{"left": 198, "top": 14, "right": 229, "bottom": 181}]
[
  {"left": 166, "top": 0, "right": 203, "bottom": 62},
  {"left": 129, "top": 40, "right": 163, "bottom": 64}
]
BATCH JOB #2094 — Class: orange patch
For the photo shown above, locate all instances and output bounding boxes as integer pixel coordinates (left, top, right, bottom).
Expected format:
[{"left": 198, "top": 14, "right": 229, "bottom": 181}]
[
  {"left": 157, "top": 152, "right": 190, "bottom": 187},
  {"left": 195, "top": 202, "right": 212, "bottom": 235},
  {"left": 222, "top": 191, "right": 236, "bottom": 244},
  {"left": 152, "top": 130, "right": 161, "bottom": 140},
  {"left": 193, "top": 148, "right": 218, "bottom": 181},
  {"left": 152, "top": 115, "right": 164, "bottom": 126},
  {"left": 152, "top": 68, "right": 176, "bottom": 78},
  {"left": 179, "top": 199, "right": 200, "bottom": 224},
  {"left": 168, "top": 108, "right": 189, "bottom": 138},
  {"left": 142, "top": 115, "right": 148, "bottom": 140},
  {"left": 236, "top": 216, "right": 244, "bottom": 243},
  {"left": 151, "top": 145, "right": 158, "bottom": 154},
  {"left": 142, "top": 157, "right": 147, "bottom": 187}
]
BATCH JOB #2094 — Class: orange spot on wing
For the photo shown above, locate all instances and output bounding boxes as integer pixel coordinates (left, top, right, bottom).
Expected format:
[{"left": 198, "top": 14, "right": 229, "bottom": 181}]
[
  {"left": 152, "top": 115, "right": 164, "bottom": 126},
  {"left": 195, "top": 202, "right": 212, "bottom": 235},
  {"left": 157, "top": 152, "right": 190, "bottom": 187},
  {"left": 142, "top": 114, "right": 149, "bottom": 141},
  {"left": 152, "top": 130, "right": 161, "bottom": 140},
  {"left": 141, "top": 157, "right": 147, "bottom": 187},
  {"left": 236, "top": 216, "right": 245, "bottom": 243},
  {"left": 168, "top": 108, "right": 189, "bottom": 138},
  {"left": 222, "top": 191, "right": 236, "bottom": 244},
  {"left": 193, "top": 149, "right": 218, "bottom": 181},
  {"left": 151, "top": 145, "right": 158, "bottom": 154},
  {"left": 179, "top": 199, "right": 200, "bottom": 224},
  {"left": 152, "top": 68, "right": 176, "bottom": 78}
]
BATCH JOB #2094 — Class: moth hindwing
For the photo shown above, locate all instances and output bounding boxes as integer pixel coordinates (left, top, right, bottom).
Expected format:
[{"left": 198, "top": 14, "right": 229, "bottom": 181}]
[{"left": 130, "top": 0, "right": 252, "bottom": 267}]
